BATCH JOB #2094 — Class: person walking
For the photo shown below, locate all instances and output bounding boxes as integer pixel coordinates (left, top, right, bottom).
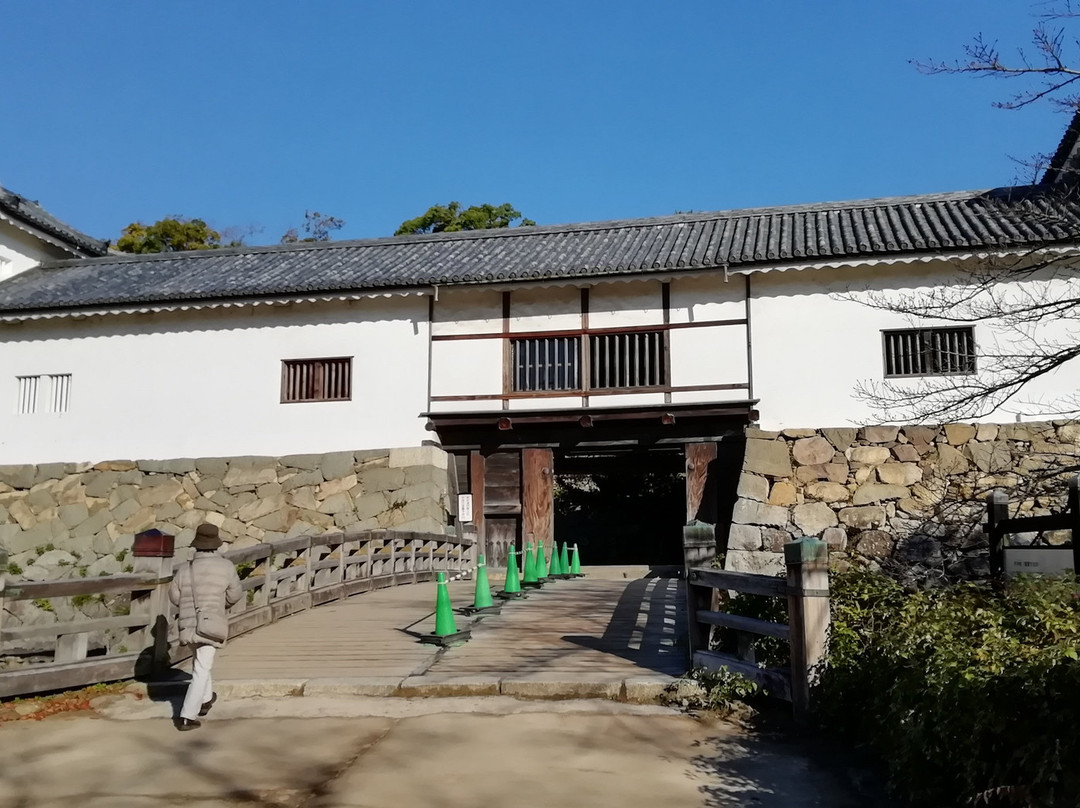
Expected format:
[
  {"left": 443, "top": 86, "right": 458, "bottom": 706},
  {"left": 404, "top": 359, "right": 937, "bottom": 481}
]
[{"left": 168, "top": 522, "right": 242, "bottom": 731}]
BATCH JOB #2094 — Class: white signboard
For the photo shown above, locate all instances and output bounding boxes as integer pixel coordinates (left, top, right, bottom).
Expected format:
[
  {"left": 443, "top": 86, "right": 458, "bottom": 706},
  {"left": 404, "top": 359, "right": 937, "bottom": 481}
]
[
  {"left": 457, "top": 494, "right": 474, "bottom": 523},
  {"left": 1004, "top": 548, "right": 1075, "bottom": 577}
]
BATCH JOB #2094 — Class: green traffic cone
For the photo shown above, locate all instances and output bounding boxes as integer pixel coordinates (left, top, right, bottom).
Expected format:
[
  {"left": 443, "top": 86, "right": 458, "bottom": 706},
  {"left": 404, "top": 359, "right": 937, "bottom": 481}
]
[
  {"left": 548, "top": 540, "right": 563, "bottom": 577},
  {"left": 535, "top": 540, "right": 548, "bottom": 581},
  {"left": 570, "top": 543, "right": 582, "bottom": 576},
  {"left": 473, "top": 554, "right": 494, "bottom": 609},
  {"left": 435, "top": 572, "right": 458, "bottom": 636},
  {"left": 523, "top": 542, "right": 539, "bottom": 585},
  {"left": 560, "top": 542, "right": 570, "bottom": 575},
  {"left": 499, "top": 547, "right": 524, "bottom": 598}
]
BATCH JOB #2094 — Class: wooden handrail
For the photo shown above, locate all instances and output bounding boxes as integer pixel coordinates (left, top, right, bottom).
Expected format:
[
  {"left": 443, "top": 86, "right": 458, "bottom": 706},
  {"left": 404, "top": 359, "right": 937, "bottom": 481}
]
[{"left": 0, "top": 527, "right": 477, "bottom": 698}]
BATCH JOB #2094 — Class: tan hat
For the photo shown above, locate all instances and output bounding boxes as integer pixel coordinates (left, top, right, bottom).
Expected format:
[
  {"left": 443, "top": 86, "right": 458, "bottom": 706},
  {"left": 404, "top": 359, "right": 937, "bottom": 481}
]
[{"left": 192, "top": 523, "right": 222, "bottom": 551}]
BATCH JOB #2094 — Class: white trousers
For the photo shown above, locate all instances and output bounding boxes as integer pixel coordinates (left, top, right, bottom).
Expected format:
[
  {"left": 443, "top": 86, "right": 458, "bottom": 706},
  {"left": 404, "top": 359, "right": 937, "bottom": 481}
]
[{"left": 180, "top": 644, "right": 217, "bottom": 720}]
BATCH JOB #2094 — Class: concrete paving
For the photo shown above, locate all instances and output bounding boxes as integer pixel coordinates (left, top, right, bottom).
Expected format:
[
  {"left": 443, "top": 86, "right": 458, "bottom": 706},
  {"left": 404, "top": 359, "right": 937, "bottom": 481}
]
[{"left": 0, "top": 696, "right": 892, "bottom": 807}]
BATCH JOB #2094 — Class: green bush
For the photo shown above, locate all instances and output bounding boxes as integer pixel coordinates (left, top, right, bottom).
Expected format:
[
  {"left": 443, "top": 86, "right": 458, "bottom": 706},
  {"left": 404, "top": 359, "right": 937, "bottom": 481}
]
[
  {"left": 6, "top": 562, "right": 22, "bottom": 576},
  {"left": 662, "top": 666, "right": 759, "bottom": 712},
  {"left": 816, "top": 569, "right": 1080, "bottom": 807}
]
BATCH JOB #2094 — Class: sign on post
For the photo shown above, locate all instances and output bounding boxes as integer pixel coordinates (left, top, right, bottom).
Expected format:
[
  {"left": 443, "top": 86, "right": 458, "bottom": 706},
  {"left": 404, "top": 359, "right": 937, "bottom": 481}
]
[
  {"left": 457, "top": 494, "right": 474, "bottom": 523},
  {"left": 1005, "top": 548, "right": 1075, "bottom": 577}
]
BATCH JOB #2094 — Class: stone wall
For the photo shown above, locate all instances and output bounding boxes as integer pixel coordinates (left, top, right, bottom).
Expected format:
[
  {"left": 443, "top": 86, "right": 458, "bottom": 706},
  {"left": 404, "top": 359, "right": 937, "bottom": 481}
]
[
  {"left": 727, "top": 422, "right": 1080, "bottom": 583},
  {"left": 0, "top": 445, "right": 451, "bottom": 643}
]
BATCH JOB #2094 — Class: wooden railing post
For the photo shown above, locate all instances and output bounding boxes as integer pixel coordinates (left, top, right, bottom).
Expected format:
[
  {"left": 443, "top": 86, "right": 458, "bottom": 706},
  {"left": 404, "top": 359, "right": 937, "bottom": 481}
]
[
  {"left": 683, "top": 521, "right": 716, "bottom": 659},
  {"left": 131, "top": 529, "right": 176, "bottom": 678},
  {"left": 0, "top": 545, "right": 7, "bottom": 648},
  {"left": 987, "top": 489, "right": 1009, "bottom": 579},
  {"left": 1069, "top": 477, "right": 1080, "bottom": 575},
  {"left": 785, "top": 536, "right": 829, "bottom": 722}
]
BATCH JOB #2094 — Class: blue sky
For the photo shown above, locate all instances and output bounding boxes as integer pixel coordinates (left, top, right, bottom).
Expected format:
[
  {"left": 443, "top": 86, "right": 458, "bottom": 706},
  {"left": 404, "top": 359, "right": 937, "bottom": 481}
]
[{"left": 0, "top": 2, "right": 1070, "bottom": 245}]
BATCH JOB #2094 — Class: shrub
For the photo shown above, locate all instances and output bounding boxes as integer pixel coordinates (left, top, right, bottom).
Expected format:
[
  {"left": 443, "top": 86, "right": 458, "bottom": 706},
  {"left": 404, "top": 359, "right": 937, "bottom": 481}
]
[
  {"left": 816, "top": 569, "right": 1080, "bottom": 808},
  {"left": 661, "top": 666, "right": 759, "bottom": 713},
  {"left": 6, "top": 562, "right": 22, "bottom": 576}
]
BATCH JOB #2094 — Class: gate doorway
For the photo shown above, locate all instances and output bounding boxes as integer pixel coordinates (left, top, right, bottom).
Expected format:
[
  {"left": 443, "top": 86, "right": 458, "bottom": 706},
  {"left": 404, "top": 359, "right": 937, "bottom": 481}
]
[{"left": 554, "top": 450, "right": 685, "bottom": 566}]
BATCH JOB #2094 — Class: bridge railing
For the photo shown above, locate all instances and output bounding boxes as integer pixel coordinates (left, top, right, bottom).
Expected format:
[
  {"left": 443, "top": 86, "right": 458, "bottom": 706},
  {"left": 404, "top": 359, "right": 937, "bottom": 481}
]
[
  {"left": 683, "top": 524, "right": 829, "bottom": 721},
  {"left": 0, "top": 527, "right": 475, "bottom": 698}
]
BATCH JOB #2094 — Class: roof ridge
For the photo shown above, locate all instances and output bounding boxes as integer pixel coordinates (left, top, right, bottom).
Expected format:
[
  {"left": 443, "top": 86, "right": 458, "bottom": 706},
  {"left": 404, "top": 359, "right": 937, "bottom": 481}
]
[{"left": 34, "top": 186, "right": 1015, "bottom": 269}]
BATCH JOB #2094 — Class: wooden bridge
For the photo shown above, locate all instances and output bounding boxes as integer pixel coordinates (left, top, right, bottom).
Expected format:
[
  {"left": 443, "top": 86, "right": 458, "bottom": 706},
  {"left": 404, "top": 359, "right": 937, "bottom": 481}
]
[{"left": 0, "top": 526, "right": 828, "bottom": 713}]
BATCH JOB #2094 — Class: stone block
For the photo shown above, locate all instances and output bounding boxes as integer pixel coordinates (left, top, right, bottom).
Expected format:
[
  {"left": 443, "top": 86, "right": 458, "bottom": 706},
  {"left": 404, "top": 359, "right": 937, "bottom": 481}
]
[
  {"left": 279, "top": 454, "right": 324, "bottom": 471},
  {"left": 320, "top": 451, "right": 357, "bottom": 481},
  {"left": 136, "top": 479, "right": 184, "bottom": 507},
  {"left": 745, "top": 427, "right": 780, "bottom": 439},
  {"left": 821, "top": 527, "right": 847, "bottom": 551},
  {"left": 193, "top": 457, "right": 229, "bottom": 479},
  {"left": 353, "top": 492, "right": 388, "bottom": 520},
  {"left": 389, "top": 445, "right": 449, "bottom": 470},
  {"left": 304, "top": 677, "right": 405, "bottom": 697},
  {"left": 725, "top": 549, "right": 784, "bottom": 576},
  {"left": 727, "top": 524, "right": 762, "bottom": 551},
  {"left": 736, "top": 473, "right": 769, "bottom": 502},
  {"left": 116, "top": 471, "right": 144, "bottom": 486},
  {"left": 58, "top": 503, "right": 89, "bottom": 529},
  {"left": 237, "top": 494, "right": 286, "bottom": 523},
  {"left": 805, "top": 482, "right": 848, "bottom": 502},
  {"left": 32, "top": 463, "right": 67, "bottom": 485},
  {"left": 768, "top": 481, "right": 797, "bottom": 506},
  {"left": 732, "top": 498, "right": 789, "bottom": 528},
  {"left": 7, "top": 499, "right": 35, "bottom": 530},
  {"left": 792, "top": 437, "right": 833, "bottom": 466},
  {"left": 93, "top": 460, "right": 137, "bottom": 472},
  {"left": 855, "top": 530, "right": 894, "bottom": 558},
  {"left": 762, "top": 527, "right": 792, "bottom": 552},
  {"left": 317, "top": 492, "right": 354, "bottom": 515},
  {"left": 0, "top": 465, "right": 36, "bottom": 489},
  {"left": 281, "top": 470, "right": 324, "bottom": 492},
  {"left": 222, "top": 459, "right": 278, "bottom": 487},
  {"left": 852, "top": 483, "right": 909, "bottom": 505},
  {"left": 936, "top": 444, "right": 969, "bottom": 475},
  {"left": 137, "top": 458, "right": 195, "bottom": 474},
  {"left": 795, "top": 465, "right": 828, "bottom": 483},
  {"left": 623, "top": 675, "right": 679, "bottom": 703},
  {"left": 848, "top": 446, "right": 891, "bottom": 465},
  {"left": 875, "top": 463, "right": 922, "bottom": 487},
  {"left": 822, "top": 428, "right": 857, "bottom": 452},
  {"left": 87, "top": 555, "right": 122, "bottom": 576},
  {"left": 742, "top": 439, "right": 792, "bottom": 478},
  {"left": 317, "top": 474, "right": 359, "bottom": 500},
  {"left": 120, "top": 506, "right": 156, "bottom": 534},
  {"left": 500, "top": 677, "right": 622, "bottom": 700},
  {"left": 966, "top": 441, "right": 1012, "bottom": 473},
  {"left": 792, "top": 502, "right": 837, "bottom": 535},
  {"left": 892, "top": 444, "right": 921, "bottom": 463},
  {"left": 401, "top": 498, "right": 445, "bottom": 525},
  {"left": 253, "top": 509, "right": 292, "bottom": 532},
  {"left": 860, "top": 426, "right": 899, "bottom": 443},
  {"left": 781, "top": 428, "right": 818, "bottom": 438},
  {"left": 402, "top": 465, "right": 445, "bottom": 487},
  {"left": 363, "top": 467, "right": 406, "bottom": 492},
  {"left": 257, "top": 482, "right": 283, "bottom": 499},
  {"left": 289, "top": 486, "right": 319, "bottom": 511},
  {"left": 976, "top": 424, "right": 1000, "bottom": 442},
  {"left": 838, "top": 506, "right": 886, "bottom": 530},
  {"left": 25, "top": 488, "right": 56, "bottom": 515},
  {"left": 903, "top": 426, "right": 939, "bottom": 445},
  {"left": 944, "top": 423, "right": 977, "bottom": 445}
]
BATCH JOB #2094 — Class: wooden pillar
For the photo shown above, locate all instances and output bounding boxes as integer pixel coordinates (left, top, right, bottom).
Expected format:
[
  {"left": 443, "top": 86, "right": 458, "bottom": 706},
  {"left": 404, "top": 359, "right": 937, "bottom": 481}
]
[
  {"left": 469, "top": 450, "right": 487, "bottom": 563},
  {"left": 685, "top": 442, "right": 718, "bottom": 524},
  {"left": 523, "top": 448, "right": 554, "bottom": 563},
  {"left": 1069, "top": 476, "right": 1080, "bottom": 575},
  {"left": 131, "top": 529, "right": 176, "bottom": 678},
  {"left": 682, "top": 522, "right": 716, "bottom": 659},
  {"left": 785, "top": 537, "right": 830, "bottom": 722},
  {"left": 986, "top": 489, "right": 1008, "bottom": 579}
]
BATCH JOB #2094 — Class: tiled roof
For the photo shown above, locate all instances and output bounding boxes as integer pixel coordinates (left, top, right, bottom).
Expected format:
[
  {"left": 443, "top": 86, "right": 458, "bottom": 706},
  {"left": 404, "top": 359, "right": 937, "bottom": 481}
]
[
  {"left": 2, "top": 184, "right": 1080, "bottom": 314},
  {"left": 0, "top": 186, "right": 108, "bottom": 258},
  {"left": 1043, "top": 109, "right": 1080, "bottom": 185}
]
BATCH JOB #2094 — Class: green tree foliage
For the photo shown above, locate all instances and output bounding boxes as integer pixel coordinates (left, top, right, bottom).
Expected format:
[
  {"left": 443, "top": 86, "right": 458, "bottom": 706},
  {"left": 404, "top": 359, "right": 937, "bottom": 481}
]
[
  {"left": 280, "top": 210, "right": 345, "bottom": 244},
  {"left": 395, "top": 201, "right": 535, "bottom": 236},
  {"left": 115, "top": 217, "right": 228, "bottom": 253}
]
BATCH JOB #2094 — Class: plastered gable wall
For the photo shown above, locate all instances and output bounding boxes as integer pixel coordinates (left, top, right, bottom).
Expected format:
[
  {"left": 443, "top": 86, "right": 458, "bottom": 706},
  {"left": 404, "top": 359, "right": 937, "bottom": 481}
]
[
  {"left": 748, "top": 259, "right": 1080, "bottom": 430},
  {"left": 0, "top": 221, "right": 74, "bottom": 283},
  {"left": 0, "top": 295, "right": 432, "bottom": 464}
]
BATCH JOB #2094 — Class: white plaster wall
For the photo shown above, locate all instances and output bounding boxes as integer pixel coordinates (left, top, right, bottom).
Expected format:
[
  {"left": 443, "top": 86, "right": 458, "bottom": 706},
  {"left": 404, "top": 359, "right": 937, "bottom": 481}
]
[
  {"left": 668, "top": 274, "right": 745, "bottom": 323},
  {"left": 0, "top": 221, "right": 75, "bottom": 282},
  {"left": 430, "top": 338, "right": 503, "bottom": 397},
  {"left": 669, "top": 324, "right": 748, "bottom": 402},
  {"left": 510, "top": 285, "right": 581, "bottom": 332},
  {"left": 0, "top": 296, "right": 431, "bottom": 464},
  {"left": 749, "top": 259, "right": 1080, "bottom": 429},
  {"left": 431, "top": 288, "right": 503, "bottom": 336},
  {"left": 588, "top": 281, "right": 663, "bottom": 328}
]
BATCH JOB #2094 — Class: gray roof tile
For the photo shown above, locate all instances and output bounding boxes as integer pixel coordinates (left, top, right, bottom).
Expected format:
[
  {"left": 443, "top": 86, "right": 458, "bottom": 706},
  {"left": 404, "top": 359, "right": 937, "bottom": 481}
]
[
  {"left": 0, "top": 186, "right": 108, "bottom": 257},
  {"left": 2, "top": 184, "right": 1080, "bottom": 315}
]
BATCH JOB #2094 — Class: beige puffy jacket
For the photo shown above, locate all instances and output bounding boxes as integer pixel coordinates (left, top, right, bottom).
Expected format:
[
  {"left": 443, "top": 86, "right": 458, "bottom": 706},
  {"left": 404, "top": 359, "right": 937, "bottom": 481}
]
[{"left": 168, "top": 551, "right": 243, "bottom": 648}]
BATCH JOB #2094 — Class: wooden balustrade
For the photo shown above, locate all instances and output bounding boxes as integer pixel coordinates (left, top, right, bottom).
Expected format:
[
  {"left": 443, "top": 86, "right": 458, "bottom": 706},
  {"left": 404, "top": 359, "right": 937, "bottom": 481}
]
[
  {"left": 0, "top": 528, "right": 475, "bottom": 698},
  {"left": 683, "top": 525, "right": 830, "bottom": 721}
]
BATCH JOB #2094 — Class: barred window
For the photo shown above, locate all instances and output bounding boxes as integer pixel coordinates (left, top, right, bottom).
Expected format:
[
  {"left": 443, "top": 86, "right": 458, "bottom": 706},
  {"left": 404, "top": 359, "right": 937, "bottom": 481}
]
[
  {"left": 281, "top": 357, "right": 352, "bottom": 403},
  {"left": 512, "top": 337, "right": 580, "bottom": 392},
  {"left": 15, "top": 374, "right": 71, "bottom": 414},
  {"left": 590, "top": 330, "right": 665, "bottom": 389},
  {"left": 883, "top": 327, "right": 976, "bottom": 378}
]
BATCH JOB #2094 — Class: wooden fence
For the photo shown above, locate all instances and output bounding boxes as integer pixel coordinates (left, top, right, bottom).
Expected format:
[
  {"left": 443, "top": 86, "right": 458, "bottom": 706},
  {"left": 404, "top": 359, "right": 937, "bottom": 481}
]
[
  {"left": 683, "top": 523, "right": 830, "bottom": 720},
  {"left": 987, "top": 476, "right": 1080, "bottom": 577},
  {"left": 0, "top": 527, "right": 475, "bottom": 698}
]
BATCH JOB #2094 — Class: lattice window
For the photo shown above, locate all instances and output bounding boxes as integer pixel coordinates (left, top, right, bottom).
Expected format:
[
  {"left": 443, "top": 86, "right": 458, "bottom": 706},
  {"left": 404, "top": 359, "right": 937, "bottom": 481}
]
[
  {"left": 883, "top": 327, "right": 976, "bottom": 378},
  {"left": 589, "top": 330, "right": 665, "bottom": 389},
  {"left": 511, "top": 337, "right": 580, "bottom": 392},
  {"left": 281, "top": 357, "right": 352, "bottom": 402},
  {"left": 14, "top": 374, "right": 71, "bottom": 414}
]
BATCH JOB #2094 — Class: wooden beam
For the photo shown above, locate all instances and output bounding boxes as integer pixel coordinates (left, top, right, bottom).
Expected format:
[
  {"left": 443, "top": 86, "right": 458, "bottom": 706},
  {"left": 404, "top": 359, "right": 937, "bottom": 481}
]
[
  {"left": 470, "top": 450, "right": 487, "bottom": 562},
  {"left": 431, "top": 317, "right": 749, "bottom": 341},
  {"left": 688, "top": 567, "right": 787, "bottom": 597},
  {"left": 685, "top": 442, "right": 718, "bottom": 523},
  {"left": 695, "top": 610, "right": 790, "bottom": 640}
]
